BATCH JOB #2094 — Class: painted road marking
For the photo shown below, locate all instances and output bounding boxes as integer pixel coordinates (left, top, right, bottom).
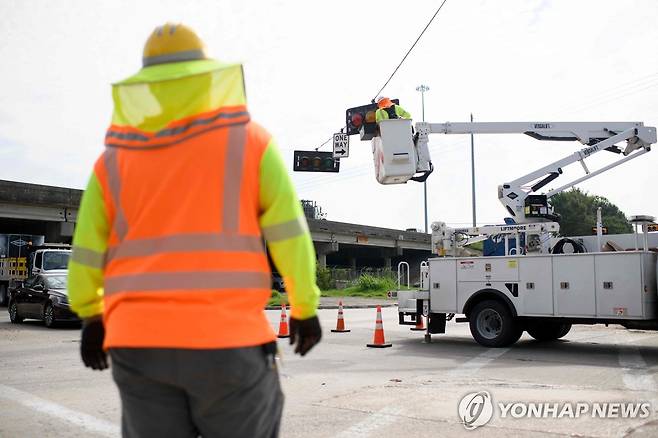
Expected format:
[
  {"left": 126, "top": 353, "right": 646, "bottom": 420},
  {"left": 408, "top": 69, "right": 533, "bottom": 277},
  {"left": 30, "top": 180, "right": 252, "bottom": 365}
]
[
  {"left": 337, "top": 347, "right": 510, "bottom": 437},
  {"left": 335, "top": 405, "right": 404, "bottom": 438},
  {"left": 0, "top": 383, "right": 119, "bottom": 437},
  {"left": 447, "top": 348, "right": 510, "bottom": 378},
  {"left": 617, "top": 334, "right": 658, "bottom": 412}
]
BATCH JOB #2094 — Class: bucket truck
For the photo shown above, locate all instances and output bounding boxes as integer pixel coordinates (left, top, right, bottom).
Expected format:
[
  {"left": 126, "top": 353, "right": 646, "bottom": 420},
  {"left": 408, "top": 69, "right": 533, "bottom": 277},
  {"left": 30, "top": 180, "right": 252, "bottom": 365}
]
[{"left": 346, "top": 107, "right": 657, "bottom": 347}]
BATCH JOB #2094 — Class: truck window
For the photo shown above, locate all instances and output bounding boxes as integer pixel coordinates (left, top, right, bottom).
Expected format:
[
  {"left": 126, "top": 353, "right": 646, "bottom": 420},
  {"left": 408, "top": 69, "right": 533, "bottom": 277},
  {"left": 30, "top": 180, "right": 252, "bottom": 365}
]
[
  {"left": 43, "top": 252, "right": 70, "bottom": 271},
  {"left": 35, "top": 252, "right": 43, "bottom": 270}
]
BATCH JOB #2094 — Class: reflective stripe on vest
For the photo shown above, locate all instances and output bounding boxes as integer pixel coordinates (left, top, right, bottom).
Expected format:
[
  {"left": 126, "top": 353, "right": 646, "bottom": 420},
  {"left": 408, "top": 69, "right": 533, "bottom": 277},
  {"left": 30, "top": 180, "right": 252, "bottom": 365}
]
[
  {"left": 222, "top": 125, "right": 246, "bottom": 233},
  {"left": 71, "top": 246, "right": 106, "bottom": 269},
  {"left": 103, "top": 148, "right": 128, "bottom": 240},
  {"left": 105, "top": 107, "right": 250, "bottom": 149},
  {"left": 261, "top": 216, "right": 309, "bottom": 242},
  {"left": 104, "top": 271, "right": 271, "bottom": 295},
  {"left": 105, "top": 233, "right": 264, "bottom": 263}
]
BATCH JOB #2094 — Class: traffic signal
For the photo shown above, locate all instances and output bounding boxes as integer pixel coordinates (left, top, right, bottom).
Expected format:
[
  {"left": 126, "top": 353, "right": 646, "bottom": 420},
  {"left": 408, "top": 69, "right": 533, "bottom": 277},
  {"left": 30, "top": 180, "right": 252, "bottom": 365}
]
[
  {"left": 346, "top": 99, "right": 399, "bottom": 141},
  {"left": 591, "top": 226, "right": 608, "bottom": 235},
  {"left": 648, "top": 224, "right": 658, "bottom": 232},
  {"left": 293, "top": 150, "right": 340, "bottom": 173}
]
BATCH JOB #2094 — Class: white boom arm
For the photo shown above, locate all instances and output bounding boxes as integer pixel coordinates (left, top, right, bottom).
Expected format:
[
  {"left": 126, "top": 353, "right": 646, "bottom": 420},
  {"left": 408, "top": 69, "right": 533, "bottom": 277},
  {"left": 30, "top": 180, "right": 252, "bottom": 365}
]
[
  {"left": 375, "top": 119, "right": 656, "bottom": 223},
  {"left": 431, "top": 220, "right": 560, "bottom": 256}
]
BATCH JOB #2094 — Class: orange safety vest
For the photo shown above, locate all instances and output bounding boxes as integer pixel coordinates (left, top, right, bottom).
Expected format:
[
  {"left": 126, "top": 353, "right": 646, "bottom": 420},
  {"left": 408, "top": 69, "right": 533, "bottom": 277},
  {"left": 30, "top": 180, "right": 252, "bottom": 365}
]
[{"left": 95, "top": 106, "right": 276, "bottom": 349}]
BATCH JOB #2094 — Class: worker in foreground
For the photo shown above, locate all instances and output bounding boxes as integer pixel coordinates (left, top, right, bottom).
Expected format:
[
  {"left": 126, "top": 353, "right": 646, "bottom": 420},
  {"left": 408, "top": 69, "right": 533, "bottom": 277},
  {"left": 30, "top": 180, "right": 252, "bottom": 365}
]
[
  {"left": 68, "top": 23, "right": 321, "bottom": 438},
  {"left": 375, "top": 96, "right": 412, "bottom": 123}
]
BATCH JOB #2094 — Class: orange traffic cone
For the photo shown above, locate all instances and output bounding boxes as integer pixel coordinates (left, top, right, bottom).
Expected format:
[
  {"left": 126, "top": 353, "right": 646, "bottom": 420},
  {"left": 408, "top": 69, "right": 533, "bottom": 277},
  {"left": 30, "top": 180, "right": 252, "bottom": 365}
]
[
  {"left": 410, "top": 314, "right": 426, "bottom": 331},
  {"left": 367, "top": 305, "right": 392, "bottom": 348},
  {"left": 277, "top": 305, "right": 290, "bottom": 338},
  {"left": 331, "top": 300, "right": 351, "bottom": 333}
]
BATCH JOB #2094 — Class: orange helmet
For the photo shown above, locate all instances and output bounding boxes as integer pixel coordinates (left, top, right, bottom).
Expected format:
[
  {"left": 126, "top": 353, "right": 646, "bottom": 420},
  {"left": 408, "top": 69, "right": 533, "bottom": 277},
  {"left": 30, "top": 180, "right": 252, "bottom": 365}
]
[{"left": 376, "top": 96, "right": 393, "bottom": 109}]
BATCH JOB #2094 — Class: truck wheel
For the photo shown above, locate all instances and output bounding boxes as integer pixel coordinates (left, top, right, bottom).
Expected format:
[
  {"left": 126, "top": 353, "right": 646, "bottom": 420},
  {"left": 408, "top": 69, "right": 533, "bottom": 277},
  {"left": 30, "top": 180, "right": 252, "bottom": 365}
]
[
  {"left": 9, "top": 301, "right": 23, "bottom": 323},
  {"left": 527, "top": 322, "right": 572, "bottom": 341},
  {"left": 469, "top": 299, "right": 522, "bottom": 347}
]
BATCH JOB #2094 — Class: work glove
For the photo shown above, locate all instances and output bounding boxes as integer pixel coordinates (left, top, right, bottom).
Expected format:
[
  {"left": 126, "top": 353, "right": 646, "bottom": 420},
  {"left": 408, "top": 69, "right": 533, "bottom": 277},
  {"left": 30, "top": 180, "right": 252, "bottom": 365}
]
[
  {"left": 80, "top": 317, "right": 108, "bottom": 371},
  {"left": 289, "top": 316, "right": 322, "bottom": 356}
]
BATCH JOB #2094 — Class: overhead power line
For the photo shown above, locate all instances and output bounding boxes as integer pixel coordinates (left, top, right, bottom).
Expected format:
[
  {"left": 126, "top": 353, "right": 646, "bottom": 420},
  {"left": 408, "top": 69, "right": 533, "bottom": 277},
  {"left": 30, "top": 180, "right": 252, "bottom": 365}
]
[
  {"left": 313, "top": 1, "right": 450, "bottom": 150},
  {"left": 371, "top": 0, "right": 450, "bottom": 102}
]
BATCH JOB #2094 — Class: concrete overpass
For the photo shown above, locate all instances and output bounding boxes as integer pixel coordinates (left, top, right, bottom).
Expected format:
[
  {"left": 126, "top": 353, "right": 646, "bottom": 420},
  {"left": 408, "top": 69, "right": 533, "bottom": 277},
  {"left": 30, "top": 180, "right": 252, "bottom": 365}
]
[
  {"left": 0, "top": 180, "right": 80, "bottom": 242},
  {"left": 0, "top": 179, "right": 432, "bottom": 275},
  {"left": 308, "top": 218, "right": 430, "bottom": 272}
]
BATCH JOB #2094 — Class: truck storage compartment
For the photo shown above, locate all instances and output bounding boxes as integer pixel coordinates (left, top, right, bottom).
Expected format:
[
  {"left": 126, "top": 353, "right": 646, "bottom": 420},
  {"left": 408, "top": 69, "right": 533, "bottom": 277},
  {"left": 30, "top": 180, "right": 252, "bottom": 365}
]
[
  {"left": 553, "top": 255, "right": 596, "bottom": 317},
  {"left": 429, "top": 258, "right": 458, "bottom": 313}
]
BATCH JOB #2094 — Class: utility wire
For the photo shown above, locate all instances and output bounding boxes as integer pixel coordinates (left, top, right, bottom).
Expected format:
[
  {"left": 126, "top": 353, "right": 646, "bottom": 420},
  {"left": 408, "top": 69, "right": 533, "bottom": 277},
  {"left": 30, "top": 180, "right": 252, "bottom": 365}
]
[
  {"left": 314, "top": 1, "right": 449, "bottom": 150},
  {"left": 371, "top": 0, "right": 450, "bottom": 103},
  {"left": 314, "top": 135, "right": 334, "bottom": 151}
]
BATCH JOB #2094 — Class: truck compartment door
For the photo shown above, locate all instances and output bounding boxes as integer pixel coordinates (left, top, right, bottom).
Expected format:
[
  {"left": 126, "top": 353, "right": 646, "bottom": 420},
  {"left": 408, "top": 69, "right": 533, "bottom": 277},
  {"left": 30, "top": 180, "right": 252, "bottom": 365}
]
[{"left": 553, "top": 255, "right": 596, "bottom": 317}]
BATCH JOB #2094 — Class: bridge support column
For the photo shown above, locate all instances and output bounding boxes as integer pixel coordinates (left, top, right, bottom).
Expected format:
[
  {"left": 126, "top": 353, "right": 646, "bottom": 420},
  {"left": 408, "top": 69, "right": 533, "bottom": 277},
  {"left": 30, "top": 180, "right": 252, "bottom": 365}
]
[
  {"left": 380, "top": 248, "right": 398, "bottom": 272},
  {"left": 315, "top": 242, "right": 339, "bottom": 269}
]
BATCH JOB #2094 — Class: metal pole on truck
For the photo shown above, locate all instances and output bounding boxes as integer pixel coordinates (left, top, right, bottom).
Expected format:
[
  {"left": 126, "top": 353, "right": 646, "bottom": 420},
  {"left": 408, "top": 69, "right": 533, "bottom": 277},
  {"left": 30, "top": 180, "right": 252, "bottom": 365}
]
[{"left": 416, "top": 84, "right": 430, "bottom": 233}]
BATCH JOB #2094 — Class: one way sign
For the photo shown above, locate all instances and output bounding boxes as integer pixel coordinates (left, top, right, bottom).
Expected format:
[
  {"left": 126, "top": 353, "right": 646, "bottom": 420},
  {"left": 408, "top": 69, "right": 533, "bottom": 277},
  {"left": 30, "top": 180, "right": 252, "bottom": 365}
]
[{"left": 333, "top": 133, "right": 349, "bottom": 158}]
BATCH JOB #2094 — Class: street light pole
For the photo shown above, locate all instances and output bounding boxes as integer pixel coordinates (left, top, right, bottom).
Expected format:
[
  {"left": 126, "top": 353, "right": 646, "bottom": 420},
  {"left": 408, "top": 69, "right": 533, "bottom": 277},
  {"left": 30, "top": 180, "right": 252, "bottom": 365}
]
[
  {"left": 470, "top": 113, "right": 476, "bottom": 227},
  {"left": 416, "top": 85, "right": 430, "bottom": 233}
]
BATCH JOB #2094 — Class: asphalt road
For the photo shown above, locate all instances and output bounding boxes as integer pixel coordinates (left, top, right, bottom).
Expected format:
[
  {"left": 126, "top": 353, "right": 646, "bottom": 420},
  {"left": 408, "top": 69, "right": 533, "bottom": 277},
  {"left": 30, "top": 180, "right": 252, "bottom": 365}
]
[{"left": 1, "top": 307, "right": 658, "bottom": 437}]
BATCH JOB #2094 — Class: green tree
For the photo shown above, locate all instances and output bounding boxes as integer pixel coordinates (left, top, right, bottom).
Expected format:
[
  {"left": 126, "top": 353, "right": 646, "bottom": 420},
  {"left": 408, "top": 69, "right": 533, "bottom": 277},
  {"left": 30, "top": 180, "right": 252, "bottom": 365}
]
[{"left": 550, "top": 188, "right": 632, "bottom": 236}]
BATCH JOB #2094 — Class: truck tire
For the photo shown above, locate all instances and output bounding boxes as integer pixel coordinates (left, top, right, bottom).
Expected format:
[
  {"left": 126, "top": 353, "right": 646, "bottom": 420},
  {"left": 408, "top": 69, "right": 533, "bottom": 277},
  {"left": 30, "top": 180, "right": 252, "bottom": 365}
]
[
  {"left": 527, "top": 322, "right": 572, "bottom": 341},
  {"left": 469, "top": 299, "right": 522, "bottom": 347}
]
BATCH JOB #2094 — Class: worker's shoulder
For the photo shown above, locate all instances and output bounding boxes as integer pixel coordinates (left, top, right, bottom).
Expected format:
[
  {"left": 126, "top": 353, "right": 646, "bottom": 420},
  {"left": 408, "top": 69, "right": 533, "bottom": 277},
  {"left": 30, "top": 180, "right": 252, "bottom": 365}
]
[{"left": 244, "top": 120, "right": 274, "bottom": 147}]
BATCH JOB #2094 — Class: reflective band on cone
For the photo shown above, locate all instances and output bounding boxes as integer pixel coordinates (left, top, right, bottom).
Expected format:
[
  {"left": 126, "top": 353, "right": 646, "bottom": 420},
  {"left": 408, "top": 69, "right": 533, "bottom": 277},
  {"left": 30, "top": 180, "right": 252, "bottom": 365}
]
[
  {"left": 411, "top": 314, "right": 426, "bottom": 331},
  {"left": 367, "top": 305, "right": 392, "bottom": 348},
  {"left": 331, "top": 300, "right": 351, "bottom": 333},
  {"left": 277, "top": 305, "right": 290, "bottom": 338}
]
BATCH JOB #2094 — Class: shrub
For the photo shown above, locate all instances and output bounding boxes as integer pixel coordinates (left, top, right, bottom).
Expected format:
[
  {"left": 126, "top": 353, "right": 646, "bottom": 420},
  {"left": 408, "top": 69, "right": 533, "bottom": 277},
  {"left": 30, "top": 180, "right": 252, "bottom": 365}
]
[
  {"left": 355, "top": 273, "right": 396, "bottom": 291},
  {"left": 316, "top": 267, "right": 333, "bottom": 290}
]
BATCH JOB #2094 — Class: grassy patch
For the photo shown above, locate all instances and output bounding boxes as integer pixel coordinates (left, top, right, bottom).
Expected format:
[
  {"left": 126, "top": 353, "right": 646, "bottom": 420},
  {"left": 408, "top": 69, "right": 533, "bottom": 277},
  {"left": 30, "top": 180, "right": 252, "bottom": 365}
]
[
  {"left": 320, "top": 286, "right": 390, "bottom": 298},
  {"left": 267, "top": 290, "right": 287, "bottom": 307},
  {"left": 320, "top": 274, "right": 401, "bottom": 298}
]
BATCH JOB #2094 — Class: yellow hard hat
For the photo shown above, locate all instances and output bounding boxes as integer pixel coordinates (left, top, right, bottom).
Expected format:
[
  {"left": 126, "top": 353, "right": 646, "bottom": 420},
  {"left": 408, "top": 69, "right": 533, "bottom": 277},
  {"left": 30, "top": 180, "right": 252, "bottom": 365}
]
[{"left": 142, "top": 23, "right": 208, "bottom": 67}]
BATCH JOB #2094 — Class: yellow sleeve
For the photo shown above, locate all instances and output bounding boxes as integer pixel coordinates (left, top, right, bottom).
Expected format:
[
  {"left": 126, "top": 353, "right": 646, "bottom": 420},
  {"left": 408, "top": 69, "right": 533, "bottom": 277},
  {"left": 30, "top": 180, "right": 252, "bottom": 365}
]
[
  {"left": 397, "top": 105, "right": 412, "bottom": 119},
  {"left": 375, "top": 108, "right": 387, "bottom": 123},
  {"left": 259, "top": 138, "right": 320, "bottom": 319},
  {"left": 67, "top": 173, "right": 109, "bottom": 319}
]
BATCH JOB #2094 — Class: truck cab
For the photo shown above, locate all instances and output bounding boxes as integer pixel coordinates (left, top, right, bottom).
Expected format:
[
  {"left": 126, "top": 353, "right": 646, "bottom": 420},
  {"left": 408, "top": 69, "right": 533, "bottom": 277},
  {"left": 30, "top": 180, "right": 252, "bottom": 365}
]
[{"left": 28, "top": 246, "right": 71, "bottom": 276}]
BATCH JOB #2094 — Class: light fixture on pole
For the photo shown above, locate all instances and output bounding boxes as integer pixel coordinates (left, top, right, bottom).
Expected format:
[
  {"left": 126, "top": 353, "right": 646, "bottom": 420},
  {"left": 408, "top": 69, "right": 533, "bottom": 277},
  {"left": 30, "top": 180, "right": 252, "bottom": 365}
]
[{"left": 416, "top": 84, "right": 430, "bottom": 233}]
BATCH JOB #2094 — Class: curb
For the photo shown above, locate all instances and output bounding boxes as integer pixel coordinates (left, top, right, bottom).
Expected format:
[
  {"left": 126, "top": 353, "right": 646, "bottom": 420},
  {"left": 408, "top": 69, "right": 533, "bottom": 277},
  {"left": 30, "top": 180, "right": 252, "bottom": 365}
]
[{"left": 265, "top": 303, "right": 398, "bottom": 311}]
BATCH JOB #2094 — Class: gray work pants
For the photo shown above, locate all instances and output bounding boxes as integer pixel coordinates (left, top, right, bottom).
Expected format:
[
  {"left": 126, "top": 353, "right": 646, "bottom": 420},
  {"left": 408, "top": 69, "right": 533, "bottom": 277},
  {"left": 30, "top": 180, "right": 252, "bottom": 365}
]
[{"left": 110, "top": 346, "right": 283, "bottom": 438}]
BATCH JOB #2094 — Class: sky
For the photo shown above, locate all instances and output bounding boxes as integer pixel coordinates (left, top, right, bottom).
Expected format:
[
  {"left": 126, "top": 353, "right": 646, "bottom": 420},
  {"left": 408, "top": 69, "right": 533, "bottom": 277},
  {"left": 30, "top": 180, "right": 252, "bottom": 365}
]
[{"left": 1, "top": 0, "right": 657, "bottom": 230}]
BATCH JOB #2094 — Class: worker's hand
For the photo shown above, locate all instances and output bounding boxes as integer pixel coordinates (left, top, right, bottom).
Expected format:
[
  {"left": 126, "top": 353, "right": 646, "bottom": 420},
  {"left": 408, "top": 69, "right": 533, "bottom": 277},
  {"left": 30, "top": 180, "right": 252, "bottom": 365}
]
[
  {"left": 289, "top": 316, "right": 322, "bottom": 356},
  {"left": 80, "top": 316, "right": 108, "bottom": 371}
]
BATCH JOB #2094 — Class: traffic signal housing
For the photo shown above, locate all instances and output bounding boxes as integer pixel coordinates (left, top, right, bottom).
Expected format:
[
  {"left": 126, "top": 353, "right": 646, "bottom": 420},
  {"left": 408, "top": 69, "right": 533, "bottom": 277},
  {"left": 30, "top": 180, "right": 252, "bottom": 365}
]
[
  {"left": 346, "top": 99, "right": 399, "bottom": 141},
  {"left": 293, "top": 150, "right": 340, "bottom": 173}
]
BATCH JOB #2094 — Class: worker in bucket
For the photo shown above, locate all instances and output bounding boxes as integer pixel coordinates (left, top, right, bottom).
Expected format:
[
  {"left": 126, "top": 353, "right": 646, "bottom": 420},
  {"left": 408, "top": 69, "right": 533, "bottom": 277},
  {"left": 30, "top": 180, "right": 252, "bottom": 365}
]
[
  {"left": 375, "top": 96, "right": 412, "bottom": 123},
  {"left": 67, "top": 23, "right": 321, "bottom": 438}
]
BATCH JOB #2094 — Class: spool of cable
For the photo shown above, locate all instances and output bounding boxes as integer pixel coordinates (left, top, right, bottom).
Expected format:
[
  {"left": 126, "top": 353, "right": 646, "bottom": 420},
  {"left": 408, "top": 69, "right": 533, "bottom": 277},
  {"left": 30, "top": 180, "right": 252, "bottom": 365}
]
[{"left": 551, "top": 238, "right": 587, "bottom": 254}]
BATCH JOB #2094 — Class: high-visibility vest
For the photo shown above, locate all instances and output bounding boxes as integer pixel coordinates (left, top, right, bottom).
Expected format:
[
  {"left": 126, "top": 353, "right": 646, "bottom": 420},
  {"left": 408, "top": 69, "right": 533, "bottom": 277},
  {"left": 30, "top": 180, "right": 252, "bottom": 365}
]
[
  {"left": 92, "top": 61, "right": 276, "bottom": 349},
  {"left": 375, "top": 105, "right": 411, "bottom": 123}
]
